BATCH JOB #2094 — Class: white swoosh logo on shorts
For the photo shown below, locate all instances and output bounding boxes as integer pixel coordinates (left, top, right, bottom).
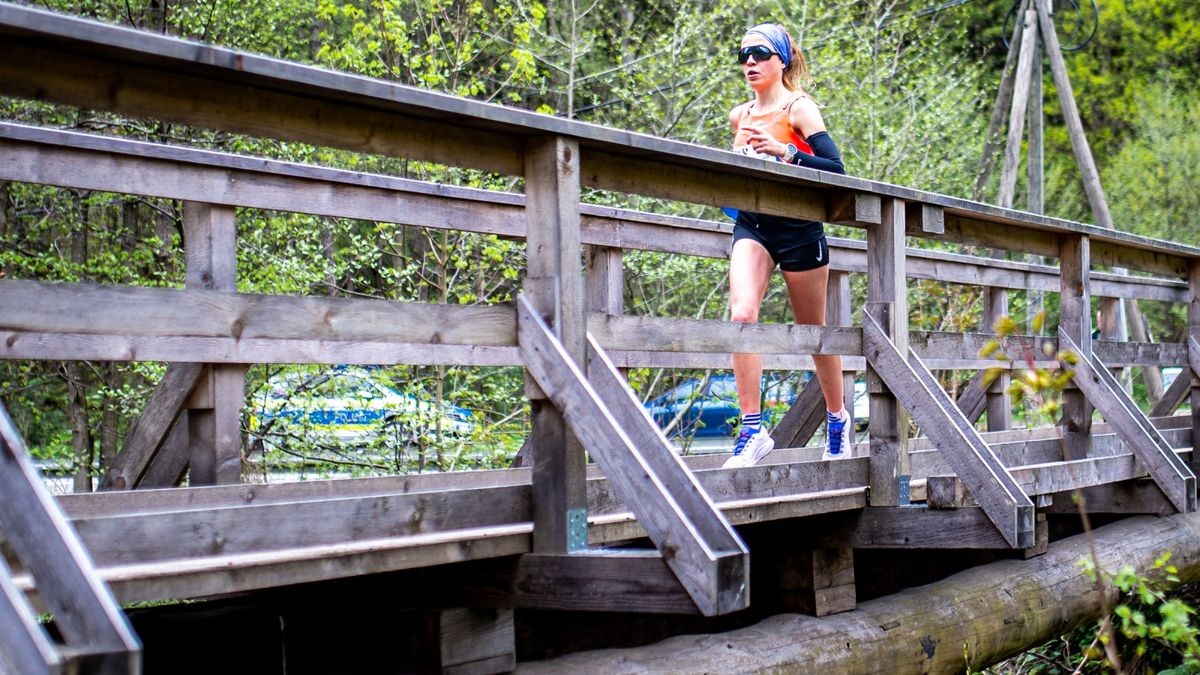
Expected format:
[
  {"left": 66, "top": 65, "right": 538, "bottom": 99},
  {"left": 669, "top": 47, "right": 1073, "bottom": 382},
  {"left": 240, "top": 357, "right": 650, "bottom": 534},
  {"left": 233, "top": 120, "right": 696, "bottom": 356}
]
[{"left": 816, "top": 242, "right": 823, "bottom": 261}]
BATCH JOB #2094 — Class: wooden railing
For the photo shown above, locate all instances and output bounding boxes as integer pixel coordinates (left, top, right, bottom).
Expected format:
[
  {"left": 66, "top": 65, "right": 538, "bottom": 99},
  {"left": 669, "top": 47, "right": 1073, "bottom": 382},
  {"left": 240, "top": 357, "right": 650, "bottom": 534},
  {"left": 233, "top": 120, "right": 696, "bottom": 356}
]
[{"left": 0, "top": 0, "right": 1198, "bottom": 629}]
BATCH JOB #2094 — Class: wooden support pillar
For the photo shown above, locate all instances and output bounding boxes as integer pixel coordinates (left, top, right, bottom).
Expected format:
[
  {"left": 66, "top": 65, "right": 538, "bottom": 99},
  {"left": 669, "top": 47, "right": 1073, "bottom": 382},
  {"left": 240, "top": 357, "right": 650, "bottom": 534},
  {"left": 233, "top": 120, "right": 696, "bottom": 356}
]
[
  {"left": 183, "top": 203, "right": 244, "bottom": 485},
  {"left": 429, "top": 607, "right": 515, "bottom": 674},
  {"left": 1059, "top": 233, "right": 1092, "bottom": 459},
  {"left": 982, "top": 287, "right": 1012, "bottom": 431},
  {"left": 1026, "top": 31, "right": 1046, "bottom": 334},
  {"left": 972, "top": 0, "right": 1030, "bottom": 201},
  {"left": 776, "top": 547, "right": 856, "bottom": 617},
  {"left": 866, "top": 197, "right": 910, "bottom": 506},
  {"left": 523, "top": 137, "right": 587, "bottom": 553},
  {"left": 1189, "top": 262, "right": 1200, "bottom": 460},
  {"left": 997, "top": 6, "right": 1038, "bottom": 209},
  {"left": 585, "top": 245, "right": 623, "bottom": 317},
  {"left": 1098, "top": 295, "right": 1124, "bottom": 387},
  {"left": 829, "top": 270, "right": 856, "bottom": 429}
]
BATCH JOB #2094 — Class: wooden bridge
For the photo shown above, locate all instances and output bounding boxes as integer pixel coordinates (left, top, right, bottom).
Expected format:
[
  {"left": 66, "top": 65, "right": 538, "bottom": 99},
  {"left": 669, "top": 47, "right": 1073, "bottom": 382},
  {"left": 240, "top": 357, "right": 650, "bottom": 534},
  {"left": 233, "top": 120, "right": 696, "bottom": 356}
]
[{"left": 1, "top": 3, "right": 1199, "bottom": 672}]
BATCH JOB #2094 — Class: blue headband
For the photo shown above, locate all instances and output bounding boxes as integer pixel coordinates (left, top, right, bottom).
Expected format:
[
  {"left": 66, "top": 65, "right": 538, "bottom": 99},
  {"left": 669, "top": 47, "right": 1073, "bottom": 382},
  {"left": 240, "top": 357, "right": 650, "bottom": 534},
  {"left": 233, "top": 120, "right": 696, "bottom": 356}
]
[{"left": 746, "top": 23, "right": 791, "bottom": 68}]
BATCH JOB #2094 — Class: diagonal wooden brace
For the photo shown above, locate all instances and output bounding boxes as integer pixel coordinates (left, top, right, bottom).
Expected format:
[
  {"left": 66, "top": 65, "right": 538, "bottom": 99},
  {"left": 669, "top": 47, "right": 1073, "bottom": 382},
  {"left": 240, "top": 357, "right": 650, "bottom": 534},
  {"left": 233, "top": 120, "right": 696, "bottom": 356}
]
[
  {"left": 862, "top": 310, "right": 1034, "bottom": 548},
  {"left": 518, "top": 295, "right": 749, "bottom": 616},
  {"left": 1061, "top": 329, "right": 1195, "bottom": 513}
]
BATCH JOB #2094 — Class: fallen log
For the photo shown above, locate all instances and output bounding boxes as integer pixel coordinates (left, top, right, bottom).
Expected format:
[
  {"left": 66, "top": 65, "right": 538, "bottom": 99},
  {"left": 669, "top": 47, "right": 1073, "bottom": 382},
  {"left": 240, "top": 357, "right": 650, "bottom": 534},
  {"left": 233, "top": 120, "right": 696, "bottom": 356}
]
[{"left": 519, "top": 512, "right": 1200, "bottom": 673}]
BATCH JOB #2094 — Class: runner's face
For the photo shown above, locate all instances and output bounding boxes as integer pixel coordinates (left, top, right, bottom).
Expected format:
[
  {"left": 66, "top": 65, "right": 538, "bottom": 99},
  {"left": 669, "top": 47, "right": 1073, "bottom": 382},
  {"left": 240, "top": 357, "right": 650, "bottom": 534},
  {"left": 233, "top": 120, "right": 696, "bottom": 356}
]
[{"left": 740, "top": 35, "right": 783, "bottom": 90}]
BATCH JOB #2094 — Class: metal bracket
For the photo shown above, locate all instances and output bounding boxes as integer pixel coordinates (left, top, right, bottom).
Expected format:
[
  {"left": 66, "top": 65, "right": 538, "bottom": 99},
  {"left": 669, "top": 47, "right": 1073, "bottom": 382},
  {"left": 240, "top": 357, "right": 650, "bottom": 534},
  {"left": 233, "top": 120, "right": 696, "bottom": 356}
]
[
  {"left": 567, "top": 508, "right": 588, "bottom": 551},
  {"left": 898, "top": 475, "right": 911, "bottom": 506}
]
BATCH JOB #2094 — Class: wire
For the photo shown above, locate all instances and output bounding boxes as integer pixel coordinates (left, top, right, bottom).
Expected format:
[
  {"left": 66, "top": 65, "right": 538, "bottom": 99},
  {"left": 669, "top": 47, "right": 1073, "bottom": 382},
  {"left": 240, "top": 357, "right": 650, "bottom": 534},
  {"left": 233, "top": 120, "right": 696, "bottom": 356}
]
[{"left": 1003, "top": 0, "right": 1099, "bottom": 51}]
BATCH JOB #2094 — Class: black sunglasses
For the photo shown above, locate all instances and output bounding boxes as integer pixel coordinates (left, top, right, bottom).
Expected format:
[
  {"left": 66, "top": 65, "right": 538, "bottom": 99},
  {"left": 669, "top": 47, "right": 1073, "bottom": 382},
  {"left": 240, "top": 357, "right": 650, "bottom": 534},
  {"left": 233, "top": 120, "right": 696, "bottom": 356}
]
[{"left": 736, "top": 45, "right": 778, "bottom": 64}]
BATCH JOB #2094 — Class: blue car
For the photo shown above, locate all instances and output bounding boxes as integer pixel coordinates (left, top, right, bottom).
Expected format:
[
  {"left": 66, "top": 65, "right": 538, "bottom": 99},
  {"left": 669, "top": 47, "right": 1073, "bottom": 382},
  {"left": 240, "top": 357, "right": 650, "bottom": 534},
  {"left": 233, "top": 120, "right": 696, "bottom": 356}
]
[{"left": 644, "top": 374, "right": 801, "bottom": 439}]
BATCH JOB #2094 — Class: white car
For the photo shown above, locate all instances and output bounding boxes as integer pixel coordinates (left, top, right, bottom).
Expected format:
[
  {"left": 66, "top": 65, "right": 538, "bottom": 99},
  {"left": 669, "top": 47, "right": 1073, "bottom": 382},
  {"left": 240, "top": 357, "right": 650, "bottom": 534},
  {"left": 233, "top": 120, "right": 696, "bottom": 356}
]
[{"left": 249, "top": 367, "right": 474, "bottom": 451}]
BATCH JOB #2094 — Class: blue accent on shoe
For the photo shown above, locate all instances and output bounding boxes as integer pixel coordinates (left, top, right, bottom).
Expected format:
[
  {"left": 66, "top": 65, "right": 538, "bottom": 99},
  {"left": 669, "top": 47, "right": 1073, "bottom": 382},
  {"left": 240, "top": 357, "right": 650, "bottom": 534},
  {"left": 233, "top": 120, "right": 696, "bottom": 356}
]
[
  {"left": 827, "top": 417, "right": 847, "bottom": 456},
  {"left": 827, "top": 409, "right": 841, "bottom": 424},
  {"left": 731, "top": 427, "right": 754, "bottom": 456}
]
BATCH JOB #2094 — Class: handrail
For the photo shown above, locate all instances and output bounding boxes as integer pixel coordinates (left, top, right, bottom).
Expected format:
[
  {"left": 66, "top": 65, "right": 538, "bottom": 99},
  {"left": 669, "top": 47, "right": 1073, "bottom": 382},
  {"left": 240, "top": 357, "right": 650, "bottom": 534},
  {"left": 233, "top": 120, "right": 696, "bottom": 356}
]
[{"left": 0, "top": 3, "right": 1197, "bottom": 271}]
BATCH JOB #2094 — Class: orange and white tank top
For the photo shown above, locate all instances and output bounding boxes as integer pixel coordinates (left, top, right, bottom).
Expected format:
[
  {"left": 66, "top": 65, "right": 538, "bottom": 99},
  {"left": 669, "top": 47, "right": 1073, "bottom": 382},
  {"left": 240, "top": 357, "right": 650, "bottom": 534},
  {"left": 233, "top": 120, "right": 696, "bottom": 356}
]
[{"left": 732, "top": 95, "right": 813, "bottom": 155}]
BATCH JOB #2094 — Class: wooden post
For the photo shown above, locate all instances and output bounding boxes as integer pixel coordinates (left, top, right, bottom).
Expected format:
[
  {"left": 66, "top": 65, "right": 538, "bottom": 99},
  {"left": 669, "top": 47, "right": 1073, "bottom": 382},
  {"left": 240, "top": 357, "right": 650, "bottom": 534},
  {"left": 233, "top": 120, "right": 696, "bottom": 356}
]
[
  {"left": 585, "top": 245, "right": 623, "bottom": 318},
  {"left": 997, "top": 7, "right": 1038, "bottom": 209},
  {"left": 1059, "top": 233, "right": 1092, "bottom": 459},
  {"left": 776, "top": 547, "right": 856, "bottom": 617},
  {"left": 1027, "top": 32, "right": 1046, "bottom": 333},
  {"left": 524, "top": 137, "right": 587, "bottom": 553},
  {"left": 1034, "top": 0, "right": 1161, "bottom": 401},
  {"left": 982, "top": 287, "right": 1012, "bottom": 431},
  {"left": 183, "top": 203, "right": 244, "bottom": 485},
  {"left": 1190, "top": 262, "right": 1200, "bottom": 462},
  {"left": 866, "top": 197, "right": 910, "bottom": 505},
  {"left": 972, "top": 0, "right": 1030, "bottom": 202},
  {"left": 432, "top": 607, "right": 515, "bottom": 674}
]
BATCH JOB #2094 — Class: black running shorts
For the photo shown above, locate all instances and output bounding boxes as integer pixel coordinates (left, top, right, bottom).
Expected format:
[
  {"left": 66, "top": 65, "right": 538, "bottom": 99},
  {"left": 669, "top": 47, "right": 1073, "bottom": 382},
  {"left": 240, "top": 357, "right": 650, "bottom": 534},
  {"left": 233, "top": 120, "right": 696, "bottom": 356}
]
[{"left": 732, "top": 212, "right": 828, "bottom": 272}]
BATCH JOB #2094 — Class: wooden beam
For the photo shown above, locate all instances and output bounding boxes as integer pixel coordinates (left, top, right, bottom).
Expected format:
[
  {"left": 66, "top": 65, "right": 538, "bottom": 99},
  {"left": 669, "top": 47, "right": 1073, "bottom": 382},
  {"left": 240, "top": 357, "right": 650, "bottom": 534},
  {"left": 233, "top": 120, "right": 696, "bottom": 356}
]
[
  {"left": 955, "top": 371, "right": 988, "bottom": 424},
  {"left": 821, "top": 507, "right": 1011, "bottom": 549},
  {"left": 588, "top": 314, "right": 861, "bottom": 356},
  {"left": 1059, "top": 234, "right": 1092, "bottom": 459},
  {"left": 461, "top": 550, "right": 700, "bottom": 615},
  {"left": 771, "top": 373, "right": 826, "bottom": 450},
  {"left": 862, "top": 311, "right": 1034, "bottom": 548},
  {"left": 981, "top": 289, "right": 1012, "bottom": 431},
  {"left": 137, "top": 415, "right": 190, "bottom": 488},
  {"left": 866, "top": 197, "right": 910, "bottom": 506},
  {"left": 100, "top": 362, "right": 203, "bottom": 489},
  {"left": 827, "top": 191, "right": 881, "bottom": 225},
  {"left": 433, "top": 607, "right": 515, "bottom": 675},
  {"left": 773, "top": 547, "right": 856, "bottom": 617},
  {"left": 524, "top": 136, "right": 587, "bottom": 555},
  {"left": 996, "top": 7, "right": 1038, "bottom": 209},
  {"left": 1059, "top": 329, "right": 1195, "bottom": 513},
  {"left": 1190, "top": 261, "right": 1200, "bottom": 463},
  {"left": 1150, "top": 365, "right": 1191, "bottom": 417},
  {"left": 1043, "top": 481, "right": 1174, "bottom": 516},
  {"left": 0, "top": 405, "right": 141, "bottom": 669},
  {"left": 904, "top": 203, "right": 944, "bottom": 235},
  {"left": 518, "top": 296, "right": 746, "bottom": 616},
  {"left": 972, "top": 0, "right": 1029, "bottom": 201},
  {"left": 182, "top": 203, "right": 243, "bottom": 486},
  {"left": 0, "top": 555, "right": 63, "bottom": 674}
]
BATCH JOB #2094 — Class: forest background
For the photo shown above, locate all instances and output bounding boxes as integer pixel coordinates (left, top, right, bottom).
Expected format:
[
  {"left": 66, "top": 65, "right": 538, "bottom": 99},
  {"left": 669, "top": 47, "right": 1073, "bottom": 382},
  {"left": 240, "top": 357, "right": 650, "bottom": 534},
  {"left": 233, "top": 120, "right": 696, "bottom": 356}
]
[{"left": 1, "top": 0, "right": 1199, "bottom": 490}]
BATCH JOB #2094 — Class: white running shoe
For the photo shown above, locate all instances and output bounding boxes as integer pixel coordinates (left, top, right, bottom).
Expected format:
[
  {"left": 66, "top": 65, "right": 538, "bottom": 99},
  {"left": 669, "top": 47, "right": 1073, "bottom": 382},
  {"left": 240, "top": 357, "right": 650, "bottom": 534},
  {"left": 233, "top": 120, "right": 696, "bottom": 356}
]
[
  {"left": 823, "top": 409, "right": 853, "bottom": 461},
  {"left": 722, "top": 427, "right": 775, "bottom": 468}
]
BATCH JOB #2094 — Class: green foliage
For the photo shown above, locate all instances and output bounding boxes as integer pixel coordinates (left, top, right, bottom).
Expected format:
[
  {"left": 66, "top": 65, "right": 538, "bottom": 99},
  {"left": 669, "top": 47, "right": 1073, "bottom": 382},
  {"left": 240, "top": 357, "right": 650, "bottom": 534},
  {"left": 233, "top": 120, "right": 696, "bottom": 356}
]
[{"left": 979, "top": 311, "right": 1076, "bottom": 425}]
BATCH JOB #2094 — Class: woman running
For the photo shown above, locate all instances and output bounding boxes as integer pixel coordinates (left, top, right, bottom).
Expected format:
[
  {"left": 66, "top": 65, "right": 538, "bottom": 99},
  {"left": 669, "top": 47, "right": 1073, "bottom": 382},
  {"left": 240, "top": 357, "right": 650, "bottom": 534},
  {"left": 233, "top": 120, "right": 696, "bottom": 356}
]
[{"left": 722, "top": 22, "right": 851, "bottom": 468}]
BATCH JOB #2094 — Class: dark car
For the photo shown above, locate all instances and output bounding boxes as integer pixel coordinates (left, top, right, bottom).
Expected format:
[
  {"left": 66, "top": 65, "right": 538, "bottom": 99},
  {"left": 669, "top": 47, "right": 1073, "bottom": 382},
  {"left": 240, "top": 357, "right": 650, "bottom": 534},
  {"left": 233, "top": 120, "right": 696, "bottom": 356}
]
[{"left": 644, "top": 374, "right": 801, "bottom": 439}]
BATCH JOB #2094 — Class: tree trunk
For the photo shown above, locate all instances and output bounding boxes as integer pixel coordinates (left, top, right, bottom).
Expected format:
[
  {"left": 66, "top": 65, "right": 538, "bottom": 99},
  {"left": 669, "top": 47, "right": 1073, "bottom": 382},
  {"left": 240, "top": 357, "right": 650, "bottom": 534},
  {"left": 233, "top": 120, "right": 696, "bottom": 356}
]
[
  {"left": 520, "top": 512, "right": 1200, "bottom": 673},
  {"left": 66, "top": 362, "right": 94, "bottom": 493}
]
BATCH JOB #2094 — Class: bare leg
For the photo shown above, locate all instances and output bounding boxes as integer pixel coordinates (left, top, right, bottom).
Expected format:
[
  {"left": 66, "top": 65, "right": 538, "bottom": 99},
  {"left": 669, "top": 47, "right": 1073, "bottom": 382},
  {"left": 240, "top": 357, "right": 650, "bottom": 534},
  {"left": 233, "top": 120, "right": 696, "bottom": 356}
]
[
  {"left": 782, "top": 264, "right": 844, "bottom": 412},
  {"left": 730, "top": 238, "right": 776, "bottom": 415}
]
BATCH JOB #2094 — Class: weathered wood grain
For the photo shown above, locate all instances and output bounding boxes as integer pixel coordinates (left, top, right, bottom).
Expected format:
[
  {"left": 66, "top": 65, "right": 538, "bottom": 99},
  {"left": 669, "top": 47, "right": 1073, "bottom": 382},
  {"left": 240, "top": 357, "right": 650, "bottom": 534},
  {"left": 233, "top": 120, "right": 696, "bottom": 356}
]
[
  {"left": 1061, "top": 329, "right": 1195, "bottom": 513},
  {"left": 101, "top": 362, "right": 203, "bottom": 490},
  {"left": 862, "top": 311, "right": 1034, "bottom": 547},
  {"left": 524, "top": 137, "right": 587, "bottom": 555},
  {"left": 0, "top": 555, "right": 62, "bottom": 675},
  {"left": 866, "top": 198, "right": 910, "bottom": 506},
  {"left": 518, "top": 296, "right": 744, "bottom": 616},
  {"left": 0, "top": 405, "right": 141, "bottom": 666},
  {"left": 462, "top": 550, "right": 700, "bottom": 615},
  {"left": 521, "top": 513, "right": 1200, "bottom": 673}
]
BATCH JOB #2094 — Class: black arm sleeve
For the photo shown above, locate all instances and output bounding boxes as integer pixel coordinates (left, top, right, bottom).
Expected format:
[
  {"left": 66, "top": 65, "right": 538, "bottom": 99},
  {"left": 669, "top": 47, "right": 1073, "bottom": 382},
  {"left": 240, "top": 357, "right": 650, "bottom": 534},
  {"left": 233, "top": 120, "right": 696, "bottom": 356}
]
[{"left": 792, "top": 131, "right": 845, "bottom": 174}]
